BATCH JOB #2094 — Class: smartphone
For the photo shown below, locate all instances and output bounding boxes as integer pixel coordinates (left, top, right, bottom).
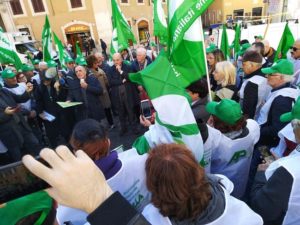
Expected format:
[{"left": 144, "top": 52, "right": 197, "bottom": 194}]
[
  {"left": 140, "top": 100, "right": 152, "bottom": 119},
  {"left": 0, "top": 157, "right": 50, "bottom": 203}
]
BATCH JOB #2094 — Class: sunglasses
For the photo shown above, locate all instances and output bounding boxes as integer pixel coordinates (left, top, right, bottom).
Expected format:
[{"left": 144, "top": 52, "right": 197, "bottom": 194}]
[{"left": 290, "top": 47, "right": 300, "bottom": 52}]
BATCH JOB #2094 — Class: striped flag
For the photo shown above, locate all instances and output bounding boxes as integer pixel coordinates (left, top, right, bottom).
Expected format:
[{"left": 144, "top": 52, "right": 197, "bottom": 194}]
[
  {"left": 110, "top": 0, "right": 136, "bottom": 56},
  {"left": 153, "top": 0, "right": 168, "bottom": 45},
  {"left": 0, "top": 27, "right": 22, "bottom": 70},
  {"left": 53, "top": 32, "right": 70, "bottom": 69},
  {"left": 42, "top": 15, "right": 53, "bottom": 62},
  {"left": 130, "top": 0, "right": 213, "bottom": 166}
]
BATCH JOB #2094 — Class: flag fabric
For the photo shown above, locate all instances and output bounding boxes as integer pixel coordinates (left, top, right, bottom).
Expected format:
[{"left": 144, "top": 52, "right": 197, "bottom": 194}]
[
  {"left": 26, "top": 52, "right": 34, "bottom": 64},
  {"left": 168, "top": 0, "right": 213, "bottom": 88},
  {"left": 130, "top": 0, "right": 214, "bottom": 167},
  {"left": 153, "top": 0, "right": 168, "bottom": 45},
  {"left": 233, "top": 23, "right": 241, "bottom": 58},
  {"left": 0, "top": 27, "right": 22, "bottom": 70},
  {"left": 75, "top": 41, "right": 83, "bottom": 58},
  {"left": 53, "top": 32, "right": 69, "bottom": 69},
  {"left": 110, "top": 0, "right": 136, "bottom": 56},
  {"left": 220, "top": 24, "right": 230, "bottom": 59},
  {"left": 41, "top": 15, "right": 53, "bottom": 62},
  {"left": 274, "top": 23, "right": 295, "bottom": 62}
]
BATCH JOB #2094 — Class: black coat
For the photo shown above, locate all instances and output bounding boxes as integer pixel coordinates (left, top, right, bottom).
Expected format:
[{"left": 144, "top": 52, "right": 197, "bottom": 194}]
[
  {"left": 0, "top": 89, "right": 30, "bottom": 149},
  {"left": 107, "top": 63, "right": 140, "bottom": 109},
  {"left": 130, "top": 57, "right": 152, "bottom": 73},
  {"left": 35, "top": 80, "right": 65, "bottom": 117},
  {"left": 67, "top": 74, "right": 105, "bottom": 122}
]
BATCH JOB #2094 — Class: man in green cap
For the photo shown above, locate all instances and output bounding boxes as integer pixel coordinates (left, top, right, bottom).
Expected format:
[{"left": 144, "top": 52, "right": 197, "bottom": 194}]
[
  {"left": 256, "top": 59, "right": 299, "bottom": 148},
  {"left": 0, "top": 69, "right": 40, "bottom": 162},
  {"left": 0, "top": 191, "right": 55, "bottom": 225},
  {"left": 75, "top": 56, "right": 87, "bottom": 66},
  {"left": 250, "top": 97, "right": 300, "bottom": 225},
  {"left": 21, "top": 63, "right": 41, "bottom": 85},
  {"left": 32, "top": 59, "right": 40, "bottom": 76}
]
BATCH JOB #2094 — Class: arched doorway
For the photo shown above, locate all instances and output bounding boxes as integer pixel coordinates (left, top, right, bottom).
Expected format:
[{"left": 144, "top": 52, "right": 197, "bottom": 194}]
[
  {"left": 137, "top": 20, "right": 149, "bottom": 44},
  {"left": 64, "top": 24, "right": 91, "bottom": 57}
]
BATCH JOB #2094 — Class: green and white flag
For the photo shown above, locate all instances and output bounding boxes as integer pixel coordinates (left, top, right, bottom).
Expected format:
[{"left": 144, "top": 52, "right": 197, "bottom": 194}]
[
  {"left": 130, "top": 0, "right": 214, "bottom": 167},
  {"left": 0, "top": 27, "right": 22, "bottom": 70},
  {"left": 42, "top": 15, "right": 53, "bottom": 62},
  {"left": 274, "top": 23, "right": 295, "bottom": 62},
  {"left": 75, "top": 41, "right": 83, "bottom": 58},
  {"left": 110, "top": 0, "right": 136, "bottom": 56},
  {"left": 220, "top": 24, "right": 230, "bottom": 60},
  {"left": 53, "top": 32, "right": 69, "bottom": 69},
  {"left": 153, "top": 0, "right": 168, "bottom": 45},
  {"left": 168, "top": 0, "right": 213, "bottom": 88}
]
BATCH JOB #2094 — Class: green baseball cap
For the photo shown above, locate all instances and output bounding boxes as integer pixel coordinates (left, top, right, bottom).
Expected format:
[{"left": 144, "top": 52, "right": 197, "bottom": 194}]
[
  {"left": 206, "top": 43, "right": 217, "bottom": 53},
  {"left": 47, "top": 60, "right": 57, "bottom": 68},
  {"left": 75, "top": 56, "right": 87, "bottom": 66},
  {"left": 1, "top": 68, "right": 16, "bottom": 79},
  {"left": 21, "top": 64, "right": 34, "bottom": 72},
  {"left": 206, "top": 99, "right": 242, "bottom": 125},
  {"left": 65, "top": 57, "right": 75, "bottom": 63},
  {"left": 237, "top": 43, "right": 251, "bottom": 56},
  {"left": 261, "top": 59, "right": 294, "bottom": 75},
  {"left": 254, "top": 35, "right": 263, "bottom": 40},
  {"left": 280, "top": 97, "right": 300, "bottom": 122},
  {"left": 0, "top": 191, "right": 53, "bottom": 225},
  {"left": 32, "top": 59, "right": 40, "bottom": 65}
]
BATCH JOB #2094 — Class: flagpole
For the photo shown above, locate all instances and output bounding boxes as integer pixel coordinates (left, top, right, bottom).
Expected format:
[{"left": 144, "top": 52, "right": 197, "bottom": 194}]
[
  {"left": 157, "top": 37, "right": 160, "bottom": 54},
  {"left": 201, "top": 32, "right": 213, "bottom": 102}
]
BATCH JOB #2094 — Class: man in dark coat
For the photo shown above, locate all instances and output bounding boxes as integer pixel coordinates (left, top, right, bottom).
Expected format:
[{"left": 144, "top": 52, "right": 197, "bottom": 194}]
[
  {"left": 100, "top": 38, "right": 108, "bottom": 59},
  {"left": 71, "top": 65, "right": 105, "bottom": 123},
  {"left": 107, "top": 53, "right": 137, "bottom": 135},
  {"left": 36, "top": 72, "right": 67, "bottom": 148},
  {"left": 0, "top": 69, "right": 40, "bottom": 162},
  {"left": 130, "top": 47, "right": 152, "bottom": 121}
]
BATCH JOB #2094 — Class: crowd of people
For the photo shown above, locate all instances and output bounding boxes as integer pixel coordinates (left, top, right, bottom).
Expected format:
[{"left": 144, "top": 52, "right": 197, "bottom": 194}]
[
  {"left": 0, "top": 42, "right": 157, "bottom": 165},
  {"left": 0, "top": 35, "right": 300, "bottom": 225}
]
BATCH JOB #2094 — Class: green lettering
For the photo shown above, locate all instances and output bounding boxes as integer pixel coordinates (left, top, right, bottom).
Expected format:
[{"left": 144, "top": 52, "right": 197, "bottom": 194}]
[{"left": 228, "top": 150, "right": 247, "bottom": 165}]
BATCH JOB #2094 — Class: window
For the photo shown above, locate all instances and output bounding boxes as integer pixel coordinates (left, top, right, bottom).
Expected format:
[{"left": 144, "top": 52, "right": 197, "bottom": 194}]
[
  {"left": 10, "top": 0, "right": 23, "bottom": 15},
  {"left": 121, "top": 0, "right": 128, "bottom": 3},
  {"left": 70, "top": 0, "right": 83, "bottom": 8},
  {"left": 137, "top": 0, "right": 143, "bottom": 3},
  {"left": 31, "top": 0, "right": 45, "bottom": 13}
]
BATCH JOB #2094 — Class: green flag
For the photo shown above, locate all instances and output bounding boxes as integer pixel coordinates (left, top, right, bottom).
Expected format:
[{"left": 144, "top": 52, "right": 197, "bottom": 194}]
[
  {"left": 0, "top": 27, "right": 22, "bottom": 70},
  {"left": 168, "top": 0, "right": 214, "bottom": 88},
  {"left": 75, "top": 41, "right": 83, "bottom": 58},
  {"left": 42, "top": 15, "right": 53, "bottom": 62},
  {"left": 274, "top": 23, "right": 295, "bottom": 62},
  {"left": 233, "top": 23, "right": 241, "bottom": 58},
  {"left": 153, "top": 0, "right": 168, "bottom": 45},
  {"left": 220, "top": 24, "right": 230, "bottom": 59},
  {"left": 53, "top": 32, "right": 69, "bottom": 69},
  {"left": 110, "top": 0, "right": 136, "bottom": 56},
  {"left": 130, "top": 0, "right": 214, "bottom": 167}
]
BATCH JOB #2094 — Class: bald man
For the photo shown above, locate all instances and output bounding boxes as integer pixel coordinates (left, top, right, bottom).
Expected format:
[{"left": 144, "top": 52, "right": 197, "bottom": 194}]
[
  {"left": 262, "top": 40, "right": 276, "bottom": 64},
  {"left": 107, "top": 53, "right": 138, "bottom": 135}
]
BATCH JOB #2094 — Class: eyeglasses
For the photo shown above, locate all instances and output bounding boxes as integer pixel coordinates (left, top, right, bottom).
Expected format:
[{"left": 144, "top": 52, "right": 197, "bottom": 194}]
[{"left": 290, "top": 47, "right": 300, "bottom": 52}]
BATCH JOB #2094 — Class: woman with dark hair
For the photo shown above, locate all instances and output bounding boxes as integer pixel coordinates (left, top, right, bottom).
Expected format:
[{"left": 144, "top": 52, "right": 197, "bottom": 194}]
[
  {"left": 204, "top": 99, "right": 260, "bottom": 198},
  {"left": 207, "top": 49, "right": 225, "bottom": 91},
  {"left": 56, "top": 119, "right": 150, "bottom": 224},
  {"left": 142, "top": 143, "right": 263, "bottom": 225},
  {"left": 86, "top": 55, "right": 114, "bottom": 128}
]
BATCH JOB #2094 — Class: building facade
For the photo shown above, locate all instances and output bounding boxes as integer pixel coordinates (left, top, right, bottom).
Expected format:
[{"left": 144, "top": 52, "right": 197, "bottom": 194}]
[
  {"left": 203, "top": 0, "right": 267, "bottom": 27},
  {"left": 0, "top": 0, "right": 167, "bottom": 53}
]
